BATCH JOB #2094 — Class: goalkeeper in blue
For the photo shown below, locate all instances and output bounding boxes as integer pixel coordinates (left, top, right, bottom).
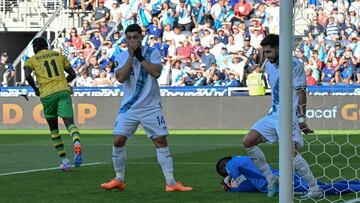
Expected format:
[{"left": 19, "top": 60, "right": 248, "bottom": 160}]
[
  {"left": 241, "top": 34, "right": 322, "bottom": 198},
  {"left": 217, "top": 156, "right": 360, "bottom": 197}
]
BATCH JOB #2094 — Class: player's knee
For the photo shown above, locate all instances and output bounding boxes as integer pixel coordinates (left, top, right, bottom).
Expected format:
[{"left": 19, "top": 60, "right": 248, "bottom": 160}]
[
  {"left": 113, "top": 135, "right": 127, "bottom": 147},
  {"left": 153, "top": 136, "right": 168, "bottom": 148},
  {"left": 242, "top": 136, "right": 253, "bottom": 148},
  {"left": 242, "top": 132, "right": 261, "bottom": 148}
]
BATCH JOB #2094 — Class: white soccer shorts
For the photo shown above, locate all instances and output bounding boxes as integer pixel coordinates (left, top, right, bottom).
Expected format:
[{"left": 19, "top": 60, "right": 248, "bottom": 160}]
[
  {"left": 113, "top": 107, "right": 169, "bottom": 139},
  {"left": 251, "top": 113, "right": 304, "bottom": 147}
]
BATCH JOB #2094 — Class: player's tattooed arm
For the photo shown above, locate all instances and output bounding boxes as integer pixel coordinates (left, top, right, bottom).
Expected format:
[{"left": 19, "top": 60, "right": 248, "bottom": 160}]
[
  {"left": 24, "top": 66, "right": 40, "bottom": 96},
  {"left": 297, "top": 87, "right": 314, "bottom": 134}
]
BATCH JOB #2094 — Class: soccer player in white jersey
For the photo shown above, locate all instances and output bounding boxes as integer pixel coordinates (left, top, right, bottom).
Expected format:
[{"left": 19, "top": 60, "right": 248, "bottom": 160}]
[
  {"left": 101, "top": 24, "right": 193, "bottom": 192},
  {"left": 241, "top": 34, "right": 322, "bottom": 198}
]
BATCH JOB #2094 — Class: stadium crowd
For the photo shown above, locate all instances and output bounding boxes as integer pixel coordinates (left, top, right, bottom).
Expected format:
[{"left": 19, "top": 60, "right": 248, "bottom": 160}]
[{"left": 2, "top": 0, "right": 360, "bottom": 88}]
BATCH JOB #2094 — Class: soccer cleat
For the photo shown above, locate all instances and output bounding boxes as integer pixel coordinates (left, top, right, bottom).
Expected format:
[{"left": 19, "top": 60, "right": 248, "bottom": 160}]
[
  {"left": 165, "top": 182, "right": 193, "bottom": 192},
  {"left": 73, "top": 144, "right": 82, "bottom": 167},
  {"left": 267, "top": 177, "right": 279, "bottom": 197},
  {"left": 101, "top": 179, "right": 126, "bottom": 191},
  {"left": 59, "top": 162, "right": 71, "bottom": 172},
  {"left": 300, "top": 188, "right": 323, "bottom": 199}
]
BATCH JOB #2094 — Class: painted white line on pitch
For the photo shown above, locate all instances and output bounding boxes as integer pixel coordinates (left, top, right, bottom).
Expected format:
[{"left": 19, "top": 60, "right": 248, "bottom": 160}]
[
  {"left": 0, "top": 162, "right": 107, "bottom": 176},
  {"left": 344, "top": 198, "right": 360, "bottom": 203},
  {"left": 126, "top": 162, "right": 214, "bottom": 165}
]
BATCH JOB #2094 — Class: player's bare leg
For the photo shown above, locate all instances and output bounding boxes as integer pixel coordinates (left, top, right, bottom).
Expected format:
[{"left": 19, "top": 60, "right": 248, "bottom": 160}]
[
  {"left": 101, "top": 135, "right": 127, "bottom": 190},
  {"left": 153, "top": 136, "right": 193, "bottom": 192},
  {"left": 243, "top": 130, "right": 278, "bottom": 196},
  {"left": 47, "top": 118, "right": 71, "bottom": 171},
  {"left": 63, "top": 118, "right": 82, "bottom": 167}
]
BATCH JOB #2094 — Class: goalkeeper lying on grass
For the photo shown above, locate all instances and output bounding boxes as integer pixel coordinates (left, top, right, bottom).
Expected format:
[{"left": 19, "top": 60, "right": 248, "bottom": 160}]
[{"left": 216, "top": 156, "right": 360, "bottom": 197}]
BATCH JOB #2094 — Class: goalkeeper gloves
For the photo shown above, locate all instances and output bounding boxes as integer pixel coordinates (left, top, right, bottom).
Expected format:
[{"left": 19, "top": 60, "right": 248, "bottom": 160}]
[{"left": 134, "top": 46, "right": 144, "bottom": 62}]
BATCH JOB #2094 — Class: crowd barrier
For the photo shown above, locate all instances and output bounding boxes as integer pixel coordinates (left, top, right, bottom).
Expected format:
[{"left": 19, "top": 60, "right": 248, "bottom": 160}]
[{"left": 0, "top": 86, "right": 359, "bottom": 130}]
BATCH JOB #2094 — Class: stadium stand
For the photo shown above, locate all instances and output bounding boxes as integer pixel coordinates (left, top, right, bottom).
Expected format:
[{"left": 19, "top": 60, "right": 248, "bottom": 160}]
[{"left": 1, "top": 0, "right": 360, "bottom": 88}]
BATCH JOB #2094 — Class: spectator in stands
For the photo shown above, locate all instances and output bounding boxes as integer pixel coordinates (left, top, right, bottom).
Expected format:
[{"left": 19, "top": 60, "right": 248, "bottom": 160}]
[
  {"left": 93, "top": 70, "right": 112, "bottom": 87},
  {"left": 158, "top": 57, "right": 172, "bottom": 86},
  {"left": 86, "top": 56, "right": 101, "bottom": 78},
  {"left": 99, "top": 19, "right": 111, "bottom": 37},
  {"left": 70, "top": 28, "right": 84, "bottom": 50},
  {"left": 243, "top": 36, "right": 256, "bottom": 58},
  {"left": 193, "top": 70, "right": 207, "bottom": 86},
  {"left": 227, "top": 53, "right": 247, "bottom": 84},
  {"left": 74, "top": 51, "right": 87, "bottom": 74},
  {"left": 159, "top": 2, "right": 174, "bottom": 28},
  {"left": 191, "top": 36, "right": 204, "bottom": 62},
  {"left": 325, "top": 16, "right": 339, "bottom": 40},
  {"left": 146, "top": 18, "right": 162, "bottom": 38},
  {"left": 340, "top": 17, "right": 357, "bottom": 39},
  {"left": 173, "top": 25, "right": 187, "bottom": 47},
  {"left": 90, "top": 29, "right": 104, "bottom": 49},
  {"left": 210, "top": 36, "right": 225, "bottom": 58},
  {"left": 90, "top": 0, "right": 110, "bottom": 26},
  {"left": 191, "top": 2, "right": 205, "bottom": 28},
  {"left": 175, "top": 0, "right": 192, "bottom": 31},
  {"left": 321, "top": 60, "right": 336, "bottom": 85},
  {"left": 118, "top": 0, "right": 134, "bottom": 30},
  {"left": 0, "top": 52, "right": 15, "bottom": 87},
  {"left": 138, "top": 0, "right": 153, "bottom": 27},
  {"left": 201, "top": 27, "right": 215, "bottom": 47},
  {"left": 209, "top": 72, "right": 224, "bottom": 86},
  {"left": 201, "top": 46, "right": 216, "bottom": 69},
  {"left": 307, "top": 16, "right": 325, "bottom": 40},
  {"left": 305, "top": 56, "right": 320, "bottom": 82},
  {"left": 98, "top": 49, "right": 109, "bottom": 70},
  {"left": 68, "top": 48, "right": 79, "bottom": 70},
  {"left": 334, "top": 42, "right": 344, "bottom": 58},
  {"left": 306, "top": 69, "right": 318, "bottom": 86},
  {"left": 83, "top": 41, "right": 96, "bottom": 65},
  {"left": 217, "top": 47, "right": 231, "bottom": 70},
  {"left": 225, "top": 72, "right": 240, "bottom": 87},
  {"left": 234, "top": 0, "right": 252, "bottom": 20},
  {"left": 81, "top": 20, "right": 92, "bottom": 35},
  {"left": 264, "top": 1, "right": 280, "bottom": 34},
  {"left": 71, "top": 0, "right": 95, "bottom": 14},
  {"left": 171, "top": 59, "right": 186, "bottom": 86},
  {"left": 76, "top": 70, "right": 93, "bottom": 86},
  {"left": 109, "top": 0, "right": 121, "bottom": 26},
  {"left": 211, "top": 0, "right": 227, "bottom": 30},
  {"left": 336, "top": 58, "right": 354, "bottom": 84},
  {"left": 176, "top": 40, "right": 192, "bottom": 59}
]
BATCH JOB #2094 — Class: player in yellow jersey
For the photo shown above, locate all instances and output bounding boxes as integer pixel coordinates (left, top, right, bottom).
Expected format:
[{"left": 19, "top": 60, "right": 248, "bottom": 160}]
[{"left": 24, "top": 37, "right": 82, "bottom": 171}]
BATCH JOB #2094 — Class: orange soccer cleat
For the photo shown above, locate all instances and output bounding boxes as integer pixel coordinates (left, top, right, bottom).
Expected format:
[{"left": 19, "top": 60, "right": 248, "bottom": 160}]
[
  {"left": 165, "top": 182, "right": 193, "bottom": 192},
  {"left": 101, "top": 179, "right": 126, "bottom": 191}
]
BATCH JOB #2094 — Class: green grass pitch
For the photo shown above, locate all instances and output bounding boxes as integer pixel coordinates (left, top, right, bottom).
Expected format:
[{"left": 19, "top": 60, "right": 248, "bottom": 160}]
[{"left": 0, "top": 130, "right": 359, "bottom": 203}]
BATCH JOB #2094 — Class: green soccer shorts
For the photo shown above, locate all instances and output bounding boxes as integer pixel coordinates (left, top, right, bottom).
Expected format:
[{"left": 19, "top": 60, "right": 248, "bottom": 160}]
[{"left": 40, "top": 90, "right": 74, "bottom": 119}]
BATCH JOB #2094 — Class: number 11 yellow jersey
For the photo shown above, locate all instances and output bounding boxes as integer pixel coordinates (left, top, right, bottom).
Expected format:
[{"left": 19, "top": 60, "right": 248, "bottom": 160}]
[{"left": 24, "top": 49, "right": 71, "bottom": 98}]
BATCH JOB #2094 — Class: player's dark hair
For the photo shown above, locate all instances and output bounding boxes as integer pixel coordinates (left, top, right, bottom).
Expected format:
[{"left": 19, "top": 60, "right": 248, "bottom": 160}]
[
  {"left": 216, "top": 156, "right": 232, "bottom": 177},
  {"left": 260, "top": 34, "right": 279, "bottom": 47},
  {"left": 32, "top": 37, "right": 49, "bottom": 54},
  {"left": 125, "top": 24, "right": 142, "bottom": 35}
]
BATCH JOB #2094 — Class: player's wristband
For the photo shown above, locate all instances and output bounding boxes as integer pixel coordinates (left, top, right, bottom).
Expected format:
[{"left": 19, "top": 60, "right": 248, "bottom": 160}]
[
  {"left": 298, "top": 116, "right": 306, "bottom": 123},
  {"left": 136, "top": 54, "right": 145, "bottom": 62}
]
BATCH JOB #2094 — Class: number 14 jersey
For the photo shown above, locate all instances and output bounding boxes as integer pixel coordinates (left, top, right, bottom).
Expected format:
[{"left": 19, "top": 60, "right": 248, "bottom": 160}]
[{"left": 25, "top": 49, "right": 71, "bottom": 98}]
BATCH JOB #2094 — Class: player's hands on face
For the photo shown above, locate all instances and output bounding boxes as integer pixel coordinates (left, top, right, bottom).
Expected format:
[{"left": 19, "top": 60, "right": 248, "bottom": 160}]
[{"left": 299, "top": 122, "right": 314, "bottom": 135}]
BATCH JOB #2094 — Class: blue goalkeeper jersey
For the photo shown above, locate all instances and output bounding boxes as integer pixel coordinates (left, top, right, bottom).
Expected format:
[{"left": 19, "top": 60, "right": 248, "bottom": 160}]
[{"left": 225, "top": 156, "right": 360, "bottom": 195}]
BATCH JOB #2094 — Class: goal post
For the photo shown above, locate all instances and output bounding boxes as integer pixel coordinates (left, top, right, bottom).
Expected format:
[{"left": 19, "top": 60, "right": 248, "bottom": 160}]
[{"left": 279, "top": 0, "right": 294, "bottom": 202}]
